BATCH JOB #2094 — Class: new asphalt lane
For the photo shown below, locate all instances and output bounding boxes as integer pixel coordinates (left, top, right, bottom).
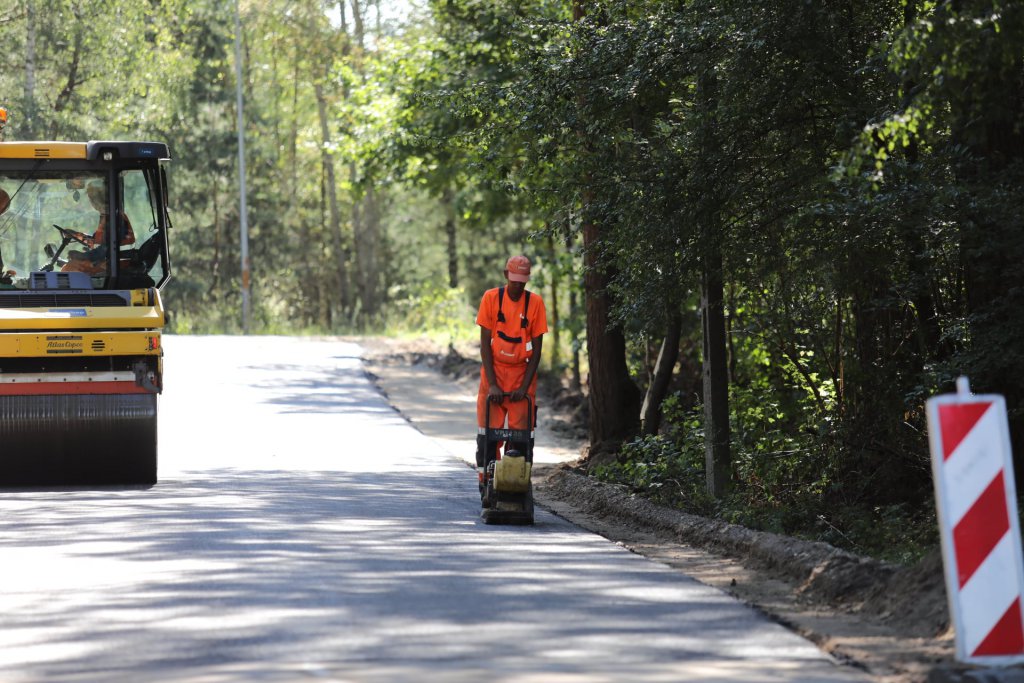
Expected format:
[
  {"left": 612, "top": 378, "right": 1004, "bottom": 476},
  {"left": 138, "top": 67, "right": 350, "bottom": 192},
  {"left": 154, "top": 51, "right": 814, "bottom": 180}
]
[{"left": 0, "top": 336, "right": 871, "bottom": 682}]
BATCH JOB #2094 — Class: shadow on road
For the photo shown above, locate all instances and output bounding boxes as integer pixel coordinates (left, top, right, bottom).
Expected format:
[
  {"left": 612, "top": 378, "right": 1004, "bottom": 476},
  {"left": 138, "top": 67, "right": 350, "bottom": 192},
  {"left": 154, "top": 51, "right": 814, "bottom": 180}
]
[{"left": 0, "top": 467, "right": 852, "bottom": 682}]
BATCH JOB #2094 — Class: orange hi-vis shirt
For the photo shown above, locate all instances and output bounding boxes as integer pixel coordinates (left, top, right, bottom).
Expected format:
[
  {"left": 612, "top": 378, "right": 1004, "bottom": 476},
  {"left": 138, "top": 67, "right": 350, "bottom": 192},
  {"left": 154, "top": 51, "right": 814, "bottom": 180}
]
[{"left": 476, "top": 287, "right": 548, "bottom": 365}]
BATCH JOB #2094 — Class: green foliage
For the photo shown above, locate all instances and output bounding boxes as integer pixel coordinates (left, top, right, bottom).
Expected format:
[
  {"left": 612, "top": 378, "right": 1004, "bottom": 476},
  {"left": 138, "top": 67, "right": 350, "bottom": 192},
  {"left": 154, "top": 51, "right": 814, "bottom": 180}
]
[
  {"left": 383, "top": 284, "right": 478, "bottom": 346},
  {"left": 542, "top": 0, "right": 1019, "bottom": 560},
  {"left": 597, "top": 392, "right": 936, "bottom": 563},
  {"left": 594, "top": 429, "right": 716, "bottom": 517}
]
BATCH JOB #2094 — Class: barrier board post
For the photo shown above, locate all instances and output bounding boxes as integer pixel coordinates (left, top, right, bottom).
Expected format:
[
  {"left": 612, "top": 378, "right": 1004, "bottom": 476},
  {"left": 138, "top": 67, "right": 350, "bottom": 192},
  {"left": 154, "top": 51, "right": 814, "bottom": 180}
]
[{"left": 927, "top": 376, "right": 1024, "bottom": 665}]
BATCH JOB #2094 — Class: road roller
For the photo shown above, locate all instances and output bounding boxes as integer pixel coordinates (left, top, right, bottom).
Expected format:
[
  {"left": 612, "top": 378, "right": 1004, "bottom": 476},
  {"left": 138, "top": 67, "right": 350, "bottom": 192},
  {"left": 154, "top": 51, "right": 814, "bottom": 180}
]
[{"left": 0, "top": 128, "right": 171, "bottom": 485}]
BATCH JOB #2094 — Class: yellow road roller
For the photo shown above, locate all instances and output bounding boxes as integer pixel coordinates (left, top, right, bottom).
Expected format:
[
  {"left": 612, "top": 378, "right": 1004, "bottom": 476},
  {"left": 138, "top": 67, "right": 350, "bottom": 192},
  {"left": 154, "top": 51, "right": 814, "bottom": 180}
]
[{"left": 0, "top": 136, "right": 171, "bottom": 485}]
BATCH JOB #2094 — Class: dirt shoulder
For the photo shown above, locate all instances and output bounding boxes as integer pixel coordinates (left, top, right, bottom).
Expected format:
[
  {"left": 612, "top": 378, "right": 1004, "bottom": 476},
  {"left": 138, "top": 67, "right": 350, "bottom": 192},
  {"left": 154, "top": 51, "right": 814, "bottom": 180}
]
[{"left": 358, "top": 336, "right": 998, "bottom": 683}]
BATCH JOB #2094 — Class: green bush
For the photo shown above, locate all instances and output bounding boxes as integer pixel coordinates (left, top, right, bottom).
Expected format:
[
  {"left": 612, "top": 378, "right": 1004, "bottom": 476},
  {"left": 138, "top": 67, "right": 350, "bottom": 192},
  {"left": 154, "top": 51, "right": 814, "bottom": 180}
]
[
  {"left": 596, "top": 387, "right": 937, "bottom": 563},
  {"left": 594, "top": 410, "right": 716, "bottom": 517},
  {"left": 383, "top": 285, "right": 478, "bottom": 345}
]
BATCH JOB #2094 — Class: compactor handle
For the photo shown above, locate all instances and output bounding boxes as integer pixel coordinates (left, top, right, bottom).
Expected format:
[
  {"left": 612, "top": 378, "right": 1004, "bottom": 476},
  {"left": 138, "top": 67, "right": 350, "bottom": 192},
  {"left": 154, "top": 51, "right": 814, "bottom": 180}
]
[{"left": 484, "top": 392, "right": 534, "bottom": 431}]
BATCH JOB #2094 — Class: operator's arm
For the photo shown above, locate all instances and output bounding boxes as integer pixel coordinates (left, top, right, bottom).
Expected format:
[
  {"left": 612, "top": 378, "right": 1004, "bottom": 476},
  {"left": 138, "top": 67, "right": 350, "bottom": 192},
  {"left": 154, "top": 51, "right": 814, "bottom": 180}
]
[
  {"left": 480, "top": 326, "right": 503, "bottom": 403},
  {"left": 511, "top": 334, "right": 543, "bottom": 402}
]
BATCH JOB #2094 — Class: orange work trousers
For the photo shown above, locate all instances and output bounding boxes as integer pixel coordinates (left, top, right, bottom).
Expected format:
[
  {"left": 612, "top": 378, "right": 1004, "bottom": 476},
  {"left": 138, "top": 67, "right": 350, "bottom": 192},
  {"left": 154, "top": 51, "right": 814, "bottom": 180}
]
[
  {"left": 476, "top": 362, "right": 536, "bottom": 482},
  {"left": 477, "top": 362, "right": 536, "bottom": 431}
]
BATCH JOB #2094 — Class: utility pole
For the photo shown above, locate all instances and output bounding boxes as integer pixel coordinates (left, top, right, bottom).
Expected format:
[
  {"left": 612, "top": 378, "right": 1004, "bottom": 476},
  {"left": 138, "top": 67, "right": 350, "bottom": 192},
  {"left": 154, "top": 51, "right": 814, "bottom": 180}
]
[{"left": 233, "top": 0, "right": 251, "bottom": 334}]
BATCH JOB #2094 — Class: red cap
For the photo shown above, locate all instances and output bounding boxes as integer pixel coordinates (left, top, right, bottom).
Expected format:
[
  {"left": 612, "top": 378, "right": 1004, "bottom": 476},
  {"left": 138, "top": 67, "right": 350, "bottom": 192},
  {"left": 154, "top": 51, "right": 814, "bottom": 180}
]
[{"left": 505, "top": 255, "right": 531, "bottom": 283}]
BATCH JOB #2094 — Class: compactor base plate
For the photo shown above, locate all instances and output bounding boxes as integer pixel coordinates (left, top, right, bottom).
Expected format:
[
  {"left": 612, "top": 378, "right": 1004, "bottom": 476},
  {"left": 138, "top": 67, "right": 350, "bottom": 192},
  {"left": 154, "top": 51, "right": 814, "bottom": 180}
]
[{"left": 481, "top": 485, "right": 535, "bottom": 525}]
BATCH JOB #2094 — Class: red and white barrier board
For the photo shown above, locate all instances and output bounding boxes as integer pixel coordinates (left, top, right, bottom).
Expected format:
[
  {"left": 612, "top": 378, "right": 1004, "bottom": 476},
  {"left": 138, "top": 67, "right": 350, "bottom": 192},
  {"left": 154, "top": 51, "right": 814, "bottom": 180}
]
[{"left": 927, "top": 378, "right": 1024, "bottom": 665}]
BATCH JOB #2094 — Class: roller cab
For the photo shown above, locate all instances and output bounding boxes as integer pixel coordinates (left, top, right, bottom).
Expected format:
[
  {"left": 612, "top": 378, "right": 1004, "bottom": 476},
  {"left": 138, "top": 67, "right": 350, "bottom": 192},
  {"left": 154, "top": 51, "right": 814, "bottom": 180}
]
[{"left": 0, "top": 141, "right": 172, "bottom": 485}]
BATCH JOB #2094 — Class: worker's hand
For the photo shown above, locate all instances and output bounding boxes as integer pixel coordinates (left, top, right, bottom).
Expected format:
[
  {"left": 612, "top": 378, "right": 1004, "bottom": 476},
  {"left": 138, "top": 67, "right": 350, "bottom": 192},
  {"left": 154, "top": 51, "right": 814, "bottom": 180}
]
[
  {"left": 510, "top": 386, "right": 527, "bottom": 402},
  {"left": 488, "top": 384, "right": 504, "bottom": 403}
]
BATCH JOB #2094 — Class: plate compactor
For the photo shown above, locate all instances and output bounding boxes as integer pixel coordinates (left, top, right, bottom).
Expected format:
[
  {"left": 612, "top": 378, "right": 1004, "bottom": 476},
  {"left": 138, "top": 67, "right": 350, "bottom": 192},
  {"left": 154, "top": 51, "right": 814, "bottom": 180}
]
[
  {"left": 479, "top": 395, "right": 535, "bottom": 525},
  {"left": 0, "top": 132, "right": 172, "bottom": 485}
]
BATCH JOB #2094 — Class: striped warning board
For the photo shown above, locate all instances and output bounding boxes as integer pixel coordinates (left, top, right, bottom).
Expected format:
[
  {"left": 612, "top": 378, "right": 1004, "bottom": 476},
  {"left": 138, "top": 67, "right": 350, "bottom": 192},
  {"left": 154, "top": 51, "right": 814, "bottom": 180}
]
[{"left": 927, "top": 380, "right": 1024, "bottom": 665}]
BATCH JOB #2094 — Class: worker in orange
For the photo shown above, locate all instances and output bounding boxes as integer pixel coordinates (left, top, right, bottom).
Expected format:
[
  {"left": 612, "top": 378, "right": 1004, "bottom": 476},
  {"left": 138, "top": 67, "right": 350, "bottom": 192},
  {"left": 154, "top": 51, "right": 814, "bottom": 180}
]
[
  {"left": 475, "top": 255, "right": 548, "bottom": 496},
  {"left": 63, "top": 181, "right": 134, "bottom": 275}
]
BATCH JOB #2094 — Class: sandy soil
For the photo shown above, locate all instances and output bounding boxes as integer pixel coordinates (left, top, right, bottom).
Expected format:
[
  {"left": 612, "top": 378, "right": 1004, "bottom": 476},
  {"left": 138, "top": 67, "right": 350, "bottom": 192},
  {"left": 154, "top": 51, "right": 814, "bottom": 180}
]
[{"left": 359, "top": 336, "right": 975, "bottom": 683}]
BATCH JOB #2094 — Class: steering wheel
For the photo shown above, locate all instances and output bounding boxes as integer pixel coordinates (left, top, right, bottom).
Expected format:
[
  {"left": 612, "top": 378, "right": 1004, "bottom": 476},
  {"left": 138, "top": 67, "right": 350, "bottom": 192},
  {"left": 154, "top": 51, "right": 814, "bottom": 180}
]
[{"left": 52, "top": 224, "right": 90, "bottom": 247}]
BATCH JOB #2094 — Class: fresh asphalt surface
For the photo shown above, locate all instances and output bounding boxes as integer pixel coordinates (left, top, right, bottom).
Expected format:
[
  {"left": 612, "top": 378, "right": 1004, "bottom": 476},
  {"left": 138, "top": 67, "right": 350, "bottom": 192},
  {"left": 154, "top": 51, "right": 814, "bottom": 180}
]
[{"left": 0, "top": 336, "right": 870, "bottom": 682}]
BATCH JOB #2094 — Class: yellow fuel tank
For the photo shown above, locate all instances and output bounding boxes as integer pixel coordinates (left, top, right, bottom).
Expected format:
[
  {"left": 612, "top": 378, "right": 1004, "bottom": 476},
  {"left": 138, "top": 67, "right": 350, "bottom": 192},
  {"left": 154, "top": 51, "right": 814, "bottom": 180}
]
[{"left": 493, "top": 454, "right": 531, "bottom": 493}]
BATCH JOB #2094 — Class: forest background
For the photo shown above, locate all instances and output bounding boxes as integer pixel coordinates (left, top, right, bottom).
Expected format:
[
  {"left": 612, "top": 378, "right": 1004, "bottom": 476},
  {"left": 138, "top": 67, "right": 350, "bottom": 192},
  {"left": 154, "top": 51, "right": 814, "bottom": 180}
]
[{"left": 1, "top": 0, "right": 1021, "bottom": 563}]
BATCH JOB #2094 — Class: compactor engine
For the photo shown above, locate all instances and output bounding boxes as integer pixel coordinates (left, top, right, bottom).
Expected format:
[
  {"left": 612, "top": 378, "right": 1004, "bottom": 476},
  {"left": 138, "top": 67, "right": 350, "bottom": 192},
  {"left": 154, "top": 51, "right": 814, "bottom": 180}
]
[{"left": 0, "top": 140, "right": 171, "bottom": 485}]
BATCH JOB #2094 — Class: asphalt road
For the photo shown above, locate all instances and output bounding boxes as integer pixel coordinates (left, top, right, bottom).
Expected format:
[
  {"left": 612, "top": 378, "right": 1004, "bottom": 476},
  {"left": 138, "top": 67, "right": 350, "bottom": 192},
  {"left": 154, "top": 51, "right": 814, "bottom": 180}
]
[{"left": 0, "top": 336, "right": 870, "bottom": 682}]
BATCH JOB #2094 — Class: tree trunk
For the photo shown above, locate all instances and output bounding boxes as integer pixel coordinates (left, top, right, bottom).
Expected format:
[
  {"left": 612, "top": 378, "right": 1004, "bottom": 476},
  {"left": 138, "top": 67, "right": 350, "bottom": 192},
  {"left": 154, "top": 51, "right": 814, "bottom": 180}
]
[
  {"left": 51, "top": 23, "right": 84, "bottom": 137},
  {"left": 353, "top": 184, "right": 382, "bottom": 320},
  {"left": 899, "top": 1, "right": 943, "bottom": 360},
  {"left": 567, "top": 234, "right": 582, "bottom": 392},
  {"left": 290, "top": 48, "right": 300, "bottom": 200},
  {"left": 315, "top": 83, "right": 350, "bottom": 314},
  {"left": 641, "top": 310, "right": 682, "bottom": 436},
  {"left": 582, "top": 213, "right": 641, "bottom": 455},
  {"left": 697, "top": 68, "right": 730, "bottom": 497},
  {"left": 574, "top": 0, "right": 640, "bottom": 459},
  {"left": 547, "top": 233, "right": 561, "bottom": 371},
  {"left": 955, "top": 26, "right": 1024, "bottom": 470},
  {"left": 350, "top": 0, "right": 365, "bottom": 51},
  {"left": 361, "top": 185, "right": 382, "bottom": 316},
  {"left": 442, "top": 186, "right": 458, "bottom": 288},
  {"left": 24, "top": 1, "right": 37, "bottom": 137},
  {"left": 702, "top": 251, "right": 730, "bottom": 496},
  {"left": 210, "top": 178, "right": 222, "bottom": 298}
]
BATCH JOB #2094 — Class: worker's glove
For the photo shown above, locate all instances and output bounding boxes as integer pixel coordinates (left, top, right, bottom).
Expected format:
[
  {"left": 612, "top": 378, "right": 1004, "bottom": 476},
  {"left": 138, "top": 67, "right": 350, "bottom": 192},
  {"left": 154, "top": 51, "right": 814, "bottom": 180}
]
[{"left": 69, "top": 230, "right": 95, "bottom": 247}]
